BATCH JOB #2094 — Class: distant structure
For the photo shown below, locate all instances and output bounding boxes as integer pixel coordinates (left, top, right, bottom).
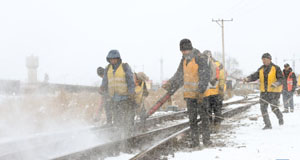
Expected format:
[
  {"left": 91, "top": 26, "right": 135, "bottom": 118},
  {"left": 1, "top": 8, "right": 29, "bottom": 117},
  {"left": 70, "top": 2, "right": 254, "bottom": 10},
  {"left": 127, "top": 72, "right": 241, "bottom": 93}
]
[
  {"left": 44, "top": 73, "right": 49, "bottom": 83},
  {"left": 160, "top": 58, "right": 164, "bottom": 85},
  {"left": 26, "top": 55, "right": 39, "bottom": 84}
]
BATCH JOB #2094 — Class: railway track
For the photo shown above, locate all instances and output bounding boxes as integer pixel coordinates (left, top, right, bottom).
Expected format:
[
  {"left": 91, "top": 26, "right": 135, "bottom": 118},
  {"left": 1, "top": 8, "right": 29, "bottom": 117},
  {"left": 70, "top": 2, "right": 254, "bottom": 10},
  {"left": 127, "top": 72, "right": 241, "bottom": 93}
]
[
  {"left": 0, "top": 109, "right": 189, "bottom": 160},
  {"left": 52, "top": 100, "right": 259, "bottom": 160},
  {"left": 129, "top": 101, "right": 259, "bottom": 160},
  {"left": 0, "top": 96, "right": 259, "bottom": 160},
  {"left": 223, "top": 95, "right": 259, "bottom": 107}
]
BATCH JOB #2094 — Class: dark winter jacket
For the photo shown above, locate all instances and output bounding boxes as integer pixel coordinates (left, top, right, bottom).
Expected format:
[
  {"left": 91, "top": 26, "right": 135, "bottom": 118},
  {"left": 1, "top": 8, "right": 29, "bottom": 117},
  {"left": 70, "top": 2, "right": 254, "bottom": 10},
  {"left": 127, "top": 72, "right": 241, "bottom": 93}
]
[
  {"left": 100, "top": 60, "right": 135, "bottom": 102},
  {"left": 283, "top": 68, "right": 297, "bottom": 92},
  {"left": 167, "top": 48, "right": 210, "bottom": 95}
]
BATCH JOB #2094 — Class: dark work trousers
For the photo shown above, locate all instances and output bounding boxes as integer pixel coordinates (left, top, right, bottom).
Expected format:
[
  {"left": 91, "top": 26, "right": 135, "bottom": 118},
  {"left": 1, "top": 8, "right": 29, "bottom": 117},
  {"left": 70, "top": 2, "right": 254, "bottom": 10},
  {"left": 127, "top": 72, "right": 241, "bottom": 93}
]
[
  {"left": 186, "top": 99, "right": 200, "bottom": 145},
  {"left": 282, "top": 90, "right": 294, "bottom": 110},
  {"left": 207, "top": 95, "right": 223, "bottom": 125},
  {"left": 104, "top": 99, "right": 113, "bottom": 124},
  {"left": 112, "top": 99, "right": 135, "bottom": 139},
  {"left": 186, "top": 98, "right": 210, "bottom": 145},
  {"left": 260, "top": 92, "right": 283, "bottom": 127},
  {"left": 201, "top": 98, "right": 211, "bottom": 144}
]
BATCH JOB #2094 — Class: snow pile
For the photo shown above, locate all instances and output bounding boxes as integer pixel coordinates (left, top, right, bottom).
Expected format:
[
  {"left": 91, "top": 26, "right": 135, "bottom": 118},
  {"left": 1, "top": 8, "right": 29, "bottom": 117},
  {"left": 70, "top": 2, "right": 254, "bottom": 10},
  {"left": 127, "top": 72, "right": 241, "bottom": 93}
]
[{"left": 171, "top": 96, "right": 300, "bottom": 160}]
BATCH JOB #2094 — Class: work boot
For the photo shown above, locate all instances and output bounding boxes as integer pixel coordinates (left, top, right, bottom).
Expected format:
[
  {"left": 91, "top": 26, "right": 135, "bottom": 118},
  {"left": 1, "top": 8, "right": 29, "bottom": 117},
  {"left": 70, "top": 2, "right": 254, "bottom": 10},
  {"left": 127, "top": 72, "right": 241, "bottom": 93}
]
[
  {"left": 282, "top": 109, "right": 289, "bottom": 113},
  {"left": 290, "top": 109, "right": 294, "bottom": 113},
  {"left": 203, "top": 140, "right": 213, "bottom": 147},
  {"left": 188, "top": 140, "right": 200, "bottom": 148},
  {"left": 279, "top": 118, "right": 284, "bottom": 125},
  {"left": 212, "top": 124, "right": 221, "bottom": 133},
  {"left": 189, "top": 142, "right": 200, "bottom": 148},
  {"left": 262, "top": 125, "right": 272, "bottom": 130}
]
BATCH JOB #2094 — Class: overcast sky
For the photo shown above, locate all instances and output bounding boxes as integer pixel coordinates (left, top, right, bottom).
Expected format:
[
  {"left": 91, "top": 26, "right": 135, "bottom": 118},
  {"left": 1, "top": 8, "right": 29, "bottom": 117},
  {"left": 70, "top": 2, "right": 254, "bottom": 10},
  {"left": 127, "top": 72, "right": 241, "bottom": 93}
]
[{"left": 0, "top": 0, "right": 299, "bottom": 85}]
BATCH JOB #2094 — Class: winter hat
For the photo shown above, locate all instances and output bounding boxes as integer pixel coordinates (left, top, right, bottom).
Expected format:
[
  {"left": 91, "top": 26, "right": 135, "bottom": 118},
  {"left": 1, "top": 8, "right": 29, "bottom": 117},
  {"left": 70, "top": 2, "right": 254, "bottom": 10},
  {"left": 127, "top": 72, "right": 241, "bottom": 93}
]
[
  {"left": 284, "top": 63, "right": 290, "bottom": 68},
  {"left": 202, "top": 50, "right": 212, "bottom": 57},
  {"left": 180, "top": 39, "right": 193, "bottom": 51},
  {"left": 136, "top": 72, "right": 149, "bottom": 81},
  {"left": 261, "top": 53, "right": 272, "bottom": 60}
]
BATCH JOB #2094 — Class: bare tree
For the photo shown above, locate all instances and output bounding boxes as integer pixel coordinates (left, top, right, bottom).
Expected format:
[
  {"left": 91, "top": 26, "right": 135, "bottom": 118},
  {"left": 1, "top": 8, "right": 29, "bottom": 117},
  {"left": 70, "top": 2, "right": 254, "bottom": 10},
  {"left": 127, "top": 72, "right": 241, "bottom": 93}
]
[{"left": 213, "top": 52, "right": 243, "bottom": 78}]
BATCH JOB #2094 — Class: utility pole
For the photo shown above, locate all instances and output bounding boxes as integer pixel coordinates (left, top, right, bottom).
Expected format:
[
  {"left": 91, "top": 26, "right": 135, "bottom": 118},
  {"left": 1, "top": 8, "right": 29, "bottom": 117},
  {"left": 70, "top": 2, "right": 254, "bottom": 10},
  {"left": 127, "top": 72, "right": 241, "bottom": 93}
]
[{"left": 212, "top": 18, "right": 233, "bottom": 76}]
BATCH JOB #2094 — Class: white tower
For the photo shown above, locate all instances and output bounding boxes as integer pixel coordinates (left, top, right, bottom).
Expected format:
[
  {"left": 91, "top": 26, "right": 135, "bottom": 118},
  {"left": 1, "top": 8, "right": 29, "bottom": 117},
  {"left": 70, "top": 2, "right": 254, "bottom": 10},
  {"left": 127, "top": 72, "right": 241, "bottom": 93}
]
[{"left": 26, "top": 55, "right": 39, "bottom": 84}]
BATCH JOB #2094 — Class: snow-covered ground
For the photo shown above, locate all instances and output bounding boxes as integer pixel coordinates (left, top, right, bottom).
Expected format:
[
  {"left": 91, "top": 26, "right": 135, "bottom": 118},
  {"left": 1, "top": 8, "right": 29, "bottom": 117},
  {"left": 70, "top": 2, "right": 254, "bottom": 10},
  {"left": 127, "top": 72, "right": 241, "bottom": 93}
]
[
  {"left": 2, "top": 94, "right": 298, "bottom": 160},
  {"left": 106, "top": 95, "right": 260, "bottom": 160},
  {"left": 171, "top": 95, "right": 300, "bottom": 160},
  {"left": 223, "top": 95, "right": 245, "bottom": 103}
]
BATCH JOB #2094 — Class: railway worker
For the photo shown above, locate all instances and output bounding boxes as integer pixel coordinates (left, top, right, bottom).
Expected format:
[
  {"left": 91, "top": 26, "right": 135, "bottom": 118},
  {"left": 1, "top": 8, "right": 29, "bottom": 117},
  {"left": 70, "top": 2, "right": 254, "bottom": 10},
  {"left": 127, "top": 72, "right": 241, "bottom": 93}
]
[
  {"left": 202, "top": 50, "right": 225, "bottom": 130},
  {"left": 96, "top": 66, "right": 113, "bottom": 126},
  {"left": 134, "top": 72, "right": 149, "bottom": 120},
  {"left": 162, "top": 39, "right": 212, "bottom": 147},
  {"left": 244, "top": 53, "right": 284, "bottom": 130},
  {"left": 100, "top": 50, "right": 136, "bottom": 138},
  {"left": 282, "top": 63, "right": 297, "bottom": 113}
]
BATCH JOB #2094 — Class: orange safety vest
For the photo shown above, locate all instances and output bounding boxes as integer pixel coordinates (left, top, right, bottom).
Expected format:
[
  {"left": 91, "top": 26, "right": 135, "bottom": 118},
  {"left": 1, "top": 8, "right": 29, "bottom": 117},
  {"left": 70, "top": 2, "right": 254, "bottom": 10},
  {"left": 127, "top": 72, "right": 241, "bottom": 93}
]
[
  {"left": 183, "top": 58, "right": 199, "bottom": 99},
  {"left": 204, "top": 61, "right": 225, "bottom": 97},
  {"left": 287, "top": 72, "right": 293, "bottom": 91}
]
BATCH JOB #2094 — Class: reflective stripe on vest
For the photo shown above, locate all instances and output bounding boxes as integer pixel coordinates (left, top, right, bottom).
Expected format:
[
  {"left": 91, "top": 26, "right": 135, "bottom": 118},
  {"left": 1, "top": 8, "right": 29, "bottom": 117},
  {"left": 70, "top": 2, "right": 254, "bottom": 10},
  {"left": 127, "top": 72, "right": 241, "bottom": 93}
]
[
  {"left": 287, "top": 72, "right": 293, "bottom": 91},
  {"left": 107, "top": 64, "right": 128, "bottom": 97},
  {"left": 135, "top": 82, "right": 144, "bottom": 105},
  {"left": 183, "top": 58, "right": 199, "bottom": 99},
  {"left": 259, "top": 66, "right": 282, "bottom": 92},
  {"left": 204, "top": 61, "right": 223, "bottom": 97}
]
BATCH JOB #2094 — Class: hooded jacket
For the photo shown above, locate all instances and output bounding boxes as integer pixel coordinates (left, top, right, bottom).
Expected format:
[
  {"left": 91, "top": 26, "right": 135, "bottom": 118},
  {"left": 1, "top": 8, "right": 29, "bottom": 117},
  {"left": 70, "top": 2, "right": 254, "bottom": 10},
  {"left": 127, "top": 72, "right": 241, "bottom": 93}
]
[{"left": 100, "top": 50, "right": 135, "bottom": 101}]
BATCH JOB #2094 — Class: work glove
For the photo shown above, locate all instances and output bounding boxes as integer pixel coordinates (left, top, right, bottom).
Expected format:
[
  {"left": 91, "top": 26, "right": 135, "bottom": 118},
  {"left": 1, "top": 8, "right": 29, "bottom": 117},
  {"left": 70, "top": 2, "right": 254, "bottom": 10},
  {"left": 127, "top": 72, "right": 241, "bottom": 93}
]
[
  {"left": 198, "top": 94, "right": 205, "bottom": 103},
  {"left": 271, "top": 81, "right": 281, "bottom": 88},
  {"left": 162, "top": 82, "right": 172, "bottom": 91},
  {"left": 210, "top": 79, "right": 217, "bottom": 86},
  {"left": 243, "top": 77, "right": 249, "bottom": 83}
]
